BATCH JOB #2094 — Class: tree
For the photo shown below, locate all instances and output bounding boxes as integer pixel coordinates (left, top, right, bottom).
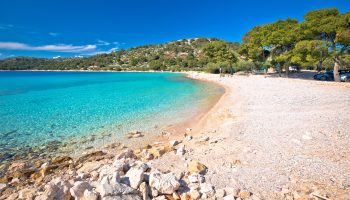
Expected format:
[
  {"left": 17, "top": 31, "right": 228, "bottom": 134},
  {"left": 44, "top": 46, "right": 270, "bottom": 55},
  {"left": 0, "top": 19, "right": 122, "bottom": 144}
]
[
  {"left": 303, "top": 8, "right": 350, "bottom": 81},
  {"left": 241, "top": 19, "right": 300, "bottom": 76},
  {"left": 291, "top": 40, "right": 329, "bottom": 71},
  {"left": 202, "top": 41, "right": 237, "bottom": 73}
]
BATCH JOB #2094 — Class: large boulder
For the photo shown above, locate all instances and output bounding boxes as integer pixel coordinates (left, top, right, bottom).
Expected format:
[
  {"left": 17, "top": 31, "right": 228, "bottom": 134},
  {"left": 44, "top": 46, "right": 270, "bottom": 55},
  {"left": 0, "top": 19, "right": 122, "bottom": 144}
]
[
  {"left": 70, "top": 181, "right": 93, "bottom": 199},
  {"left": 96, "top": 176, "right": 141, "bottom": 199},
  {"left": 149, "top": 171, "right": 180, "bottom": 194},
  {"left": 81, "top": 189, "right": 99, "bottom": 200},
  {"left": 123, "top": 167, "right": 144, "bottom": 189},
  {"left": 35, "top": 178, "right": 72, "bottom": 200}
]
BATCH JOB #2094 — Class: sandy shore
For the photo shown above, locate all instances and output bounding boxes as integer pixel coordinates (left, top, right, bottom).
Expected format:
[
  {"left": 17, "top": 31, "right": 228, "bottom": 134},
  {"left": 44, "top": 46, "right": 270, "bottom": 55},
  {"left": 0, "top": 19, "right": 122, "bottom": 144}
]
[
  {"left": 1, "top": 72, "right": 350, "bottom": 200},
  {"left": 151, "top": 72, "right": 350, "bottom": 199}
]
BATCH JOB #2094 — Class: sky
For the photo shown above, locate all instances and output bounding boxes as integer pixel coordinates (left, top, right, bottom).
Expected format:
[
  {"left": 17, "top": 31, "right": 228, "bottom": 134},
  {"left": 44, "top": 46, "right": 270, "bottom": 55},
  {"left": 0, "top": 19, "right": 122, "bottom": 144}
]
[{"left": 0, "top": 0, "right": 349, "bottom": 58}]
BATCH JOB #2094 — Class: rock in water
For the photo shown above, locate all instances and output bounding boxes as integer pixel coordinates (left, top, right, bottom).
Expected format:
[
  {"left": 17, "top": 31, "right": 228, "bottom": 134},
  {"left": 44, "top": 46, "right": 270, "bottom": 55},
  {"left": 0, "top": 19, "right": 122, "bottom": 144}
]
[
  {"left": 149, "top": 171, "right": 180, "bottom": 194},
  {"left": 188, "top": 160, "right": 207, "bottom": 174}
]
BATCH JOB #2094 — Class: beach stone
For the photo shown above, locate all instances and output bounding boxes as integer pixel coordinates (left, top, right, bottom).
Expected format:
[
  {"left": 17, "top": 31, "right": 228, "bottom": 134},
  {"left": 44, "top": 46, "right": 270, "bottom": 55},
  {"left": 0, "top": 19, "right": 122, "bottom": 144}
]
[
  {"left": 223, "top": 194, "right": 235, "bottom": 200},
  {"left": 186, "top": 128, "right": 192, "bottom": 132},
  {"left": 113, "top": 158, "right": 132, "bottom": 173},
  {"left": 116, "top": 149, "right": 137, "bottom": 160},
  {"left": 172, "top": 192, "right": 180, "bottom": 199},
  {"left": 8, "top": 162, "right": 27, "bottom": 173},
  {"left": 176, "top": 146, "right": 185, "bottom": 156},
  {"left": 188, "top": 160, "right": 207, "bottom": 174},
  {"left": 199, "top": 136, "right": 209, "bottom": 142},
  {"left": 215, "top": 189, "right": 226, "bottom": 198},
  {"left": 185, "top": 135, "right": 193, "bottom": 141},
  {"left": 81, "top": 189, "right": 99, "bottom": 200},
  {"left": 139, "top": 182, "right": 150, "bottom": 200},
  {"left": 153, "top": 195, "right": 167, "bottom": 200},
  {"left": 142, "top": 150, "right": 155, "bottom": 160},
  {"left": 188, "top": 173, "right": 205, "bottom": 183},
  {"left": 37, "top": 179, "right": 72, "bottom": 200},
  {"left": 96, "top": 176, "right": 140, "bottom": 198},
  {"left": 150, "top": 187, "right": 159, "bottom": 197},
  {"left": 52, "top": 156, "right": 73, "bottom": 165},
  {"left": 70, "top": 181, "right": 93, "bottom": 199},
  {"left": 90, "top": 171, "right": 99, "bottom": 181},
  {"left": 190, "top": 189, "right": 201, "bottom": 200},
  {"left": 199, "top": 183, "right": 215, "bottom": 197},
  {"left": 0, "top": 183, "right": 7, "bottom": 192},
  {"left": 149, "top": 171, "right": 180, "bottom": 194},
  {"left": 223, "top": 187, "right": 239, "bottom": 196},
  {"left": 76, "top": 151, "right": 106, "bottom": 165},
  {"left": 238, "top": 190, "right": 251, "bottom": 199},
  {"left": 98, "top": 164, "right": 123, "bottom": 182},
  {"left": 169, "top": 140, "right": 180, "bottom": 146},
  {"left": 18, "top": 188, "right": 36, "bottom": 199},
  {"left": 78, "top": 162, "right": 102, "bottom": 174},
  {"left": 123, "top": 167, "right": 144, "bottom": 189},
  {"left": 179, "top": 192, "right": 191, "bottom": 200},
  {"left": 149, "top": 146, "right": 171, "bottom": 158}
]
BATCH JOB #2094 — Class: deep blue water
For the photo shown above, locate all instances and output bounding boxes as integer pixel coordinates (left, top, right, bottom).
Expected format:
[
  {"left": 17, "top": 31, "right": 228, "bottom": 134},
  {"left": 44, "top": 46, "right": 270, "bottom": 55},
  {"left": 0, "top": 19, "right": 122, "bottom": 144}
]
[{"left": 0, "top": 71, "right": 222, "bottom": 158}]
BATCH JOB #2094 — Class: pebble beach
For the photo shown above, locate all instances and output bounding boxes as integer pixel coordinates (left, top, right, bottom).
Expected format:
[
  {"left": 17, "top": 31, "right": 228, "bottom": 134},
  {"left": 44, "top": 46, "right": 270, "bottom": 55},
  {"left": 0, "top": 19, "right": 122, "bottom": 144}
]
[{"left": 1, "top": 72, "right": 350, "bottom": 200}]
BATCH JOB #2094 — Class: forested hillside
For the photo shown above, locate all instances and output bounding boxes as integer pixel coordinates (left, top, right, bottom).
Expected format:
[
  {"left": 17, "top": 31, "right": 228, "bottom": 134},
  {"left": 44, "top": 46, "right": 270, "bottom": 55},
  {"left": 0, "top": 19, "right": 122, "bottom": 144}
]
[{"left": 0, "top": 38, "right": 240, "bottom": 72}]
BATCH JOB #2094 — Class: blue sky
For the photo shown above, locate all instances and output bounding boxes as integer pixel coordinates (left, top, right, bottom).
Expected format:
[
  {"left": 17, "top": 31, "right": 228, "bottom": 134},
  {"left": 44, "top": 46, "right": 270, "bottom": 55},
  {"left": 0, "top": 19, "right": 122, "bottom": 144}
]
[{"left": 0, "top": 0, "right": 349, "bottom": 58}]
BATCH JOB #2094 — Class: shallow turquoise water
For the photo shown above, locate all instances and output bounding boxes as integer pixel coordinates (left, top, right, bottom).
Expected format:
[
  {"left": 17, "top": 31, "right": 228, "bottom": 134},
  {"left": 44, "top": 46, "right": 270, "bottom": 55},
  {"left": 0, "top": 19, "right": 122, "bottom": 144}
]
[{"left": 0, "top": 71, "right": 222, "bottom": 161}]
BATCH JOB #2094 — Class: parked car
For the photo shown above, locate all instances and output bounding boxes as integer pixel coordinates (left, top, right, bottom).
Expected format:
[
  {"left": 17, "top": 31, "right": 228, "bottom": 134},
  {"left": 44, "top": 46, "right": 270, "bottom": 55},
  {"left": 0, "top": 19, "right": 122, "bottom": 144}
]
[
  {"left": 314, "top": 71, "right": 334, "bottom": 81},
  {"left": 341, "top": 73, "right": 350, "bottom": 82},
  {"left": 289, "top": 65, "right": 299, "bottom": 72},
  {"left": 314, "top": 70, "right": 350, "bottom": 81}
]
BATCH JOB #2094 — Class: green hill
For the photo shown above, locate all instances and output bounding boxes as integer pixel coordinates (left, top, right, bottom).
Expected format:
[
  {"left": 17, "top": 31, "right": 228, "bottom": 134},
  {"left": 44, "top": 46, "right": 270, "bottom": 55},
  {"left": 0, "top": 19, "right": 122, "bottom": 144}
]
[{"left": 0, "top": 38, "right": 240, "bottom": 72}]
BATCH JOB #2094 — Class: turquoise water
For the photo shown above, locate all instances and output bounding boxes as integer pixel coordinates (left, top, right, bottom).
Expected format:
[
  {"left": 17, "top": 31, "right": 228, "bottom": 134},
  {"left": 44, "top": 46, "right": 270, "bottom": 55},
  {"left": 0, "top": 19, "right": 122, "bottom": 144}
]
[{"left": 0, "top": 71, "right": 222, "bottom": 161}]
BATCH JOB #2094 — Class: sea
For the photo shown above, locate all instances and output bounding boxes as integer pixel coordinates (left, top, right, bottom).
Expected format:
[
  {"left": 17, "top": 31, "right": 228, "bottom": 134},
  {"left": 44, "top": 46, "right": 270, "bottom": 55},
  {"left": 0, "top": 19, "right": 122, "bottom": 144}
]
[{"left": 0, "top": 71, "right": 223, "bottom": 162}]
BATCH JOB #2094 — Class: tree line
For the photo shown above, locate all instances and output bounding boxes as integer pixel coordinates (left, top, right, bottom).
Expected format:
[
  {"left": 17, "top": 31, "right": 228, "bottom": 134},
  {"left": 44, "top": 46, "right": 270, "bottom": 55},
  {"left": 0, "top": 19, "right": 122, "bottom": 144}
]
[{"left": 240, "top": 8, "right": 350, "bottom": 81}]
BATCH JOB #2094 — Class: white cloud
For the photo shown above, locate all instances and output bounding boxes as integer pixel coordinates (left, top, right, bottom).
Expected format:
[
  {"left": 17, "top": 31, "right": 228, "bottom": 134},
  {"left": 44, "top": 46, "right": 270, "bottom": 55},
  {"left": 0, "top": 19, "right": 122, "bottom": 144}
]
[
  {"left": 96, "top": 39, "right": 110, "bottom": 46},
  {"left": 49, "top": 32, "right": 60, "bottom": 37},
  {"left": 0, "top": 42, "right": 97, "bottom": 53}
]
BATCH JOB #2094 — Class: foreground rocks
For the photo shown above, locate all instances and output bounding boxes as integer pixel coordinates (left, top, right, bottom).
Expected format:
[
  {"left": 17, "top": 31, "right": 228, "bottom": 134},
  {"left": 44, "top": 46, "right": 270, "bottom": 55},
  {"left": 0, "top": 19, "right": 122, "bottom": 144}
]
[{"left": 0, "top": 144, "right": 255, "bottom": 200}]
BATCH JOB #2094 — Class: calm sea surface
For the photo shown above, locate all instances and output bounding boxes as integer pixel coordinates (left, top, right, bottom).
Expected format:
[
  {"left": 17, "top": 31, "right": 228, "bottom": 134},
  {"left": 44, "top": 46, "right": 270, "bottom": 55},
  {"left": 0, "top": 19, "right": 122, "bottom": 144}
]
[{"left": 0, "top": 71, "right": 222, "bottom": 161}]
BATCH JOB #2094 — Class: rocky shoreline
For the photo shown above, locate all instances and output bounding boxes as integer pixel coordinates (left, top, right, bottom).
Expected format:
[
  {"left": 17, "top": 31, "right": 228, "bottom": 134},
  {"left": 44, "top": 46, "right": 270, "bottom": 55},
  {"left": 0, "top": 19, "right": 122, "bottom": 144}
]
[{"left": 0, "top": 130, "right": 255, "bottom": 200}]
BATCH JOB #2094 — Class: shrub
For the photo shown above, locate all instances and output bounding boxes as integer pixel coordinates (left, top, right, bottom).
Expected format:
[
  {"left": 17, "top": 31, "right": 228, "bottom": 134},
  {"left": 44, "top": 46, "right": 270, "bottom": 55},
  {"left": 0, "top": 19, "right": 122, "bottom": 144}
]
[{"left": 233, "top": 60, "right": 256, "bottom": 72}]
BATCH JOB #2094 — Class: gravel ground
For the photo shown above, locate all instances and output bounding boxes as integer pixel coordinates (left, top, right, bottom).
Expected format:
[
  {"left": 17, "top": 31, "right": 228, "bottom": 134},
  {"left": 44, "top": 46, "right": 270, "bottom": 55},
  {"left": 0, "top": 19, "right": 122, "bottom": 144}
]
[{"left": 152, "top": 73, "right": 350, "bottom": 199}]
